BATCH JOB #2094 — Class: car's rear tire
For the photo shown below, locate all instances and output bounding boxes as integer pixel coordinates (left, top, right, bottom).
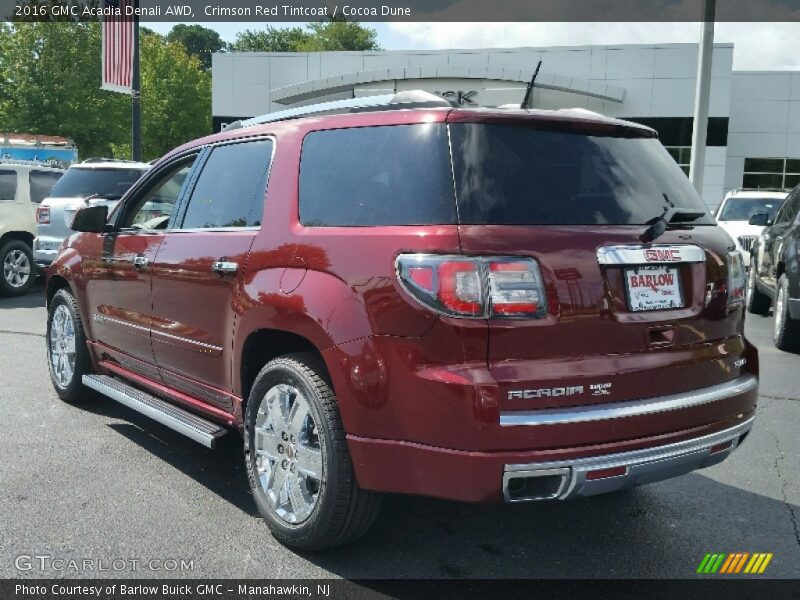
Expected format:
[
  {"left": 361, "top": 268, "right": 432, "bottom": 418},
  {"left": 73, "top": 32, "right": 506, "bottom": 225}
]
[
  {"left": 0, "top": 239, "right": 35, "bottom": 297},
  {"left": 746, "top": 266, "right": 771, "bottom": 316},
  {"left": 774, "top": 275, "right": 800, "bottom": 352},
  {"left": 244, "top": 353, "right": 382, "bottom": 551},
  {"left": 47, "top": 288, "right": 93, "bottom": 402}
]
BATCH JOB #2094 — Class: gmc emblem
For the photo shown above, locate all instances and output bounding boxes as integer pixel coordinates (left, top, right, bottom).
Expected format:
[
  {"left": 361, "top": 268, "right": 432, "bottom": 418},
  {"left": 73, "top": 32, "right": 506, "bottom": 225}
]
[{"left": 644, "top": 248, "right": 681, "bottom": 262}]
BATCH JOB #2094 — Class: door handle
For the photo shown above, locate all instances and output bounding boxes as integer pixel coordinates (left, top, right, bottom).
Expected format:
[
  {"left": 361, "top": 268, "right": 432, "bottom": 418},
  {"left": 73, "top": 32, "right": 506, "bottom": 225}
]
[
  {"left": 212, "top": 261, "right": 238, "bottom": 275},
  {"left": 132, "top": 255, "right": 149, "bottom": 268}
]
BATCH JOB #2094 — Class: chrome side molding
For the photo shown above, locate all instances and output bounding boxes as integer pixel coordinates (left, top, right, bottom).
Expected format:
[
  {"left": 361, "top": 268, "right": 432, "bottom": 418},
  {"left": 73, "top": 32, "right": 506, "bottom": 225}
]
[
  {"left": 596, "top": 244, "right": 705, "bottom": 265},
  {"left": 500, "top": 374, "right": 757, "bottom": 427}
]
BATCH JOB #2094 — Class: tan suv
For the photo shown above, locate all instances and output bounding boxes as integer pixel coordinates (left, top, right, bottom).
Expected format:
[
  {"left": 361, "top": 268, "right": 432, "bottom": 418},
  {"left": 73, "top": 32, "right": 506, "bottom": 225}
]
[{"left": 0, "top": 163, "right": 63, "bottom": 296}]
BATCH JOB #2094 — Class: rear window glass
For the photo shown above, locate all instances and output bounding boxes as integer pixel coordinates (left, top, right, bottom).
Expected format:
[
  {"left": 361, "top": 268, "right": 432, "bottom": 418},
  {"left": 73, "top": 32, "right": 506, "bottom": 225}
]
[
  {"left": 0, "top": 170, "right": 16, "bottom": 201},
  {"left": 29, "top": 170, "right": 62, "bottom": 203},
  {"left": 49, "top": 167, "right": 146, "bottom": 199},
  {"left": 299, "top": 124, "right": 456, "bottom": 226},
  {"left": 718, "top": 197, "right": 784, "bottom": 221},
  {"left": 450, "top": 123, "right": 714, "bottom": 226}
]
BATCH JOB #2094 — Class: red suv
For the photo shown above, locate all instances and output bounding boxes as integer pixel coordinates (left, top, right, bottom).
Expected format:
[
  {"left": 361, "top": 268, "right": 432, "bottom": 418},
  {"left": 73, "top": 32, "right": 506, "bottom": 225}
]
[{"left": 46, "top": 92, "right": 758, "bottom": 550}]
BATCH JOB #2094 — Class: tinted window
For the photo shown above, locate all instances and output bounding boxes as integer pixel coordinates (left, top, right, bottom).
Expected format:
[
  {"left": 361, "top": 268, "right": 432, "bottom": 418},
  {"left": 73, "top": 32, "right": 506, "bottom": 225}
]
[
  {"left": 718, "top": 197, "right": 784, "bottom": 222},
  {"left": 122, "top": 157, "right": 197, "bottom": 230},
  {"left": 29, "top": 170, "right": 62, "bottom": 203},
  {"left": 299, "top": 124, "right": 456, "bottom": 226},
  {"left": 49, "top": 167, "right": 146, "bottom": 199},
  {"left": 777, "top": 190, "right": 800, "bottom": 224},
  {"left": 0, "top": 170, "right": 17, "bottom": 201},
  {"left": 450, "top": 123, "right": 714, "bottom": 226},
  {"left": 180, "top": 140, "right": 272, "bottom": 229}
]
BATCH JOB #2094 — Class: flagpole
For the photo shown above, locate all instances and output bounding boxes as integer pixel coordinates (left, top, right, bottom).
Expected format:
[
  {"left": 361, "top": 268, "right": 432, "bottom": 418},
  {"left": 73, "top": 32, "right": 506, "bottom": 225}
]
[{"left": 131, "top": 0, "right": 141, "bottom": 162}]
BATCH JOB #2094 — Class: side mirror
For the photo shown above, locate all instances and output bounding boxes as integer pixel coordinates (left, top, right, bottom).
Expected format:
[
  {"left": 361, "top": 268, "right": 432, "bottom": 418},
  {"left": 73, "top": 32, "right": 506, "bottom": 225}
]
[
  {"left": 748, "top": 213, "right": 769, "bottom": 226},
  {"left": 71, "top": 205, "right": 109, "bottom": 233}
]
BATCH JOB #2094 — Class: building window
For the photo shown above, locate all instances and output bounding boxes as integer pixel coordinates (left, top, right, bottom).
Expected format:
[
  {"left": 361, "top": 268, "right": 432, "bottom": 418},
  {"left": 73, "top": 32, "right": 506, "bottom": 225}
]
[
  {"left": 666, "top": 147, "right": 691, "bottom": 177},
  {"left": 743, "top": 158, "right": 800, "bottom": 190}
]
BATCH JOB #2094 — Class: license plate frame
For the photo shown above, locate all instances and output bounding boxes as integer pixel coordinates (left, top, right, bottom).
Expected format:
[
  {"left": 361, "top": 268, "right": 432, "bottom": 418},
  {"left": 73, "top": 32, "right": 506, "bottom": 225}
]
[{"left": 624, "top": 265, "right": 683, "bottom": 312}]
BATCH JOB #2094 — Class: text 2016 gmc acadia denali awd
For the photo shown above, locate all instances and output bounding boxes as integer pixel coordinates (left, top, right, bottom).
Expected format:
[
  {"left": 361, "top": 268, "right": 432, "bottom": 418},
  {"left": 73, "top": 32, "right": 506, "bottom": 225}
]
[{"left": 45, "top": 91, "right": 758, "bottom": 550}]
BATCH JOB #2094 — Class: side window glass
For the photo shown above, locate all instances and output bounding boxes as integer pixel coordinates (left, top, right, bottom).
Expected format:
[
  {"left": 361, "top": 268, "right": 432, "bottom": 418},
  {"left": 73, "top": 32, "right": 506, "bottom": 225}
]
[
  {"left": 179, "top": 140, "right": 272, "bottom": 230},
  {"left": 29, "top": 171, "right": 62, "bottom": 204},
  {"left": 120, "top": 157, "right": 197, "bottom": 230},
  {"left": 777, "top": 192, "right": 799, "bottom": 224},
  {"left": 0, "top": 170, "right": 18, "bottom": 201}
]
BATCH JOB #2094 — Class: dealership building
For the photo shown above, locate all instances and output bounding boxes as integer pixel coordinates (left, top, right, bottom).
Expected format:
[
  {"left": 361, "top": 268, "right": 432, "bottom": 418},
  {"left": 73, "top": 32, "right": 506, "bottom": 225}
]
[{"left": 212, "top": 43, "right": 800, "bottom": 209}]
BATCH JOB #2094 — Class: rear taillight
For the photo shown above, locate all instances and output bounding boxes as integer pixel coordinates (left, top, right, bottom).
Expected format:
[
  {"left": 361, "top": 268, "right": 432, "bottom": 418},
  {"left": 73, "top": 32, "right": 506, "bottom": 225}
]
[
  {"left": 396, "top": 254, "right": 547, "bottom": 318},
  {"left": 36, "top": 206, "right": 50, "bottom": 225},
  {"left": 727, "top": 251, "right": 746, "bottom": 308}
]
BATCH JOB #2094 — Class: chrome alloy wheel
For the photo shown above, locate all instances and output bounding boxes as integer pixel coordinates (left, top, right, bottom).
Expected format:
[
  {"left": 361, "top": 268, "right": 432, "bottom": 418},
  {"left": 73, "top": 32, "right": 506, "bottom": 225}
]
[
  {"left": 775, "top": 280, "right": 787, "bottom": 339},
  {"left": 49, "top": 304, "right": 76, "bottom": 387},
  {"left": 3, "top": 248, "right": 31, "bottom": 289},
  {"left": 254, "top": 384, "right": 323, "bottom": 524}
]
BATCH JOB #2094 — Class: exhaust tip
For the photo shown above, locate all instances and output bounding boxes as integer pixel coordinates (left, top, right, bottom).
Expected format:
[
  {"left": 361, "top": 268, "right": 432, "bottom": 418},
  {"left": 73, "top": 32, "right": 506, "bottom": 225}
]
[{"left": 503, "top": 468, "right": 570, "bottom": 502}]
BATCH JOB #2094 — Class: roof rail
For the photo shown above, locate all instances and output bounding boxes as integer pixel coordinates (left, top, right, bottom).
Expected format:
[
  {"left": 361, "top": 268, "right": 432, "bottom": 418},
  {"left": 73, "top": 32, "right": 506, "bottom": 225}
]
[
  {"left": 225, "top": 90, "right": 452, "bottom": 131},
  {"left": 81, "top": 157, "right": 143, "bottom": 164}
]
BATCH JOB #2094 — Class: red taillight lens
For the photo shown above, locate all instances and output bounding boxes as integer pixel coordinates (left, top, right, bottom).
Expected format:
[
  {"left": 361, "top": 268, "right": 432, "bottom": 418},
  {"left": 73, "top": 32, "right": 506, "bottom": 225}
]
[
  {"left": 727, "top": 251, "right": 745, "bottom": 308},
  {"left": 396, "top": 254, "right": 547, "bottom": 318},
  {"left": 36, "top": 206, "right": 50, "bottom": 225}
]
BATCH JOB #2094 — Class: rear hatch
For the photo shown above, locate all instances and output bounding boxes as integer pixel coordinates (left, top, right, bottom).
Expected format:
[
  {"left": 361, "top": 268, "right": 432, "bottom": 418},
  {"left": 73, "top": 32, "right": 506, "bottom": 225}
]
[{"left": 447, "top": 112, "right": 750, "bottom": 415}]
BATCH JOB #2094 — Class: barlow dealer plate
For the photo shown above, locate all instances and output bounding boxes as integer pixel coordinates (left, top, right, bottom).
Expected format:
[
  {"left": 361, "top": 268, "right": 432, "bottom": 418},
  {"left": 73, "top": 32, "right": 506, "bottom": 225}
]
[{"left": 625, "top": 265, "right": 683, "bottom": 311}]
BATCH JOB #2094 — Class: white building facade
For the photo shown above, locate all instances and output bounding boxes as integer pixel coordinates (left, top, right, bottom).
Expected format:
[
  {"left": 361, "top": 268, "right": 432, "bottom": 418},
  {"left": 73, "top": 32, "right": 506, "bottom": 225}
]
[{"left": 212, "top": 43, "right": 800, "bottom": 209}]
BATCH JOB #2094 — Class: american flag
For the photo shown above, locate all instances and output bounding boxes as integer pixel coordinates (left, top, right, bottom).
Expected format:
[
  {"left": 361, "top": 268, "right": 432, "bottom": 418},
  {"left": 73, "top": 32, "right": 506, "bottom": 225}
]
[{"left": 101, "top": 0, "right": 134, "bottom": 94}]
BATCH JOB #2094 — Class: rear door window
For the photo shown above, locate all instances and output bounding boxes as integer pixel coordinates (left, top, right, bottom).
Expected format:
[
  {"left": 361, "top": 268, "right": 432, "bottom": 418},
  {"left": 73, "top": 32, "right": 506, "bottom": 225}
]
[
  {"left": 299, "top": 124, "right": 456, "bottom": 226},
  {"left": 0, "top": 170, "right": 17, "bottom": 201},
  {"left": 179, "top": 139, "right": 272, "bottom": 229},
  {"left": 29, "top": 170, "right": 62, "bottom": 203},
  {"left": 449, "top": 123, "right": 713, "bottom": 226}
]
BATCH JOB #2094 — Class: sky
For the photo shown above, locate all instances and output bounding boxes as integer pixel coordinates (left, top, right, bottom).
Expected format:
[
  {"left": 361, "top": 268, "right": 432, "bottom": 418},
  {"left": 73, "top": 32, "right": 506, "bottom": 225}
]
[{"left": 147, "top": 22, "right": 800, "bottom": 71}]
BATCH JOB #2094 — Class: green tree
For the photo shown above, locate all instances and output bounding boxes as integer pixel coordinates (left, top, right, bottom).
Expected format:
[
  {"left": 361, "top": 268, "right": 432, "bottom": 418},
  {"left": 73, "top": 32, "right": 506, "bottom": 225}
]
[
  {"left": 166, "top": 24, "right": 224, "bottom": 71},
  {"left": 229, "top": 26, "right": 310, "bottom": 52},
  {"left": 0, "top": 21, "right": 128, "bottom": 157},
  {"left": 113, "top": 32, "right": 211, "bottom": 160},
  {"left": 230, "top": 19, "right": 380, "bottom": 52},
  {"left": 298, "top": 18, "right": 381, "bottom": 51}
]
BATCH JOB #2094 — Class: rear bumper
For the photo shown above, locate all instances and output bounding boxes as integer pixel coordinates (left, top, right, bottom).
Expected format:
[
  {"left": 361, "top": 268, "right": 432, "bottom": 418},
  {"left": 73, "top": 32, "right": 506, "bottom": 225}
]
[
  {"left": 347, "top": 374, "right": 757, "bottom": 503},
  {"left": 503, "top": 415, "right": 754, "bottom": 502}
]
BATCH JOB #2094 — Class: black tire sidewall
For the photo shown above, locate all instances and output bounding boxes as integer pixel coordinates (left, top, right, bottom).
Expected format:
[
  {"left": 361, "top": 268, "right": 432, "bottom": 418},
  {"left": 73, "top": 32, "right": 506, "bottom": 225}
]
[
  {"left": 47, "top": 288, "right": 91, "bottom": 401},
  {"left": 0, "top": 240, "right": 36, "bottom": 296},
  {"left": 244, "top": 359, "right": 339, "bottom": 546}
]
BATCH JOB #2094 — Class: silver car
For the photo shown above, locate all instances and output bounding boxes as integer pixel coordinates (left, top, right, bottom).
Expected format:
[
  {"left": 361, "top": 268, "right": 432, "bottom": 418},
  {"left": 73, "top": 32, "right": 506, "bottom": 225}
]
[{"left": 34, "top": 159, "right": 150, "bottom": 269}]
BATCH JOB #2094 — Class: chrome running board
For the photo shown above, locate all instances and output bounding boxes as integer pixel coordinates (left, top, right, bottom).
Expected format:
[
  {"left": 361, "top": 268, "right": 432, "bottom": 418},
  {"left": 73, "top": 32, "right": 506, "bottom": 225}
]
[{"left": 82, "top": 375, "right": 228, "bottom": 448}]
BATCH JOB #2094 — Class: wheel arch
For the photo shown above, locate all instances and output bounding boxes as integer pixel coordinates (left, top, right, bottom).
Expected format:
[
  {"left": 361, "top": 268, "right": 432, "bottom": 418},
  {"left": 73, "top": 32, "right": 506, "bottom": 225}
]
[{"left": 0, "top": 230, "right": 35, "bottom": 249}]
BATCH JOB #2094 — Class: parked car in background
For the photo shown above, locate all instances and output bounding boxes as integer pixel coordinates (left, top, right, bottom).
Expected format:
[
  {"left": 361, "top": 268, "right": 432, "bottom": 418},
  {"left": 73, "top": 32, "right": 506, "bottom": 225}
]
[
  {"left": 34, "top": 159, "right": 149, "bottom": 270},
  {"left": 715, "top": 189, "right": 787, "bottom": 267},
  {"left": 747, "top": 184, "right": 800, "bottom": 351},
  {"left": 46, "top": 92, "right": 758, "bottom": 550},
  {"left": 0, "top": 163, "right": 63, "bottom": 296}
]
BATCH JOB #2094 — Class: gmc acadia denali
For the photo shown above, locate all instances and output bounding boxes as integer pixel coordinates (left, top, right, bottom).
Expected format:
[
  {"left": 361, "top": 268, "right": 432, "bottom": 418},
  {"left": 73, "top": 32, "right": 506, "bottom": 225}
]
[{"left": 45, "top": 91, "right": 759, "bottom": 550}]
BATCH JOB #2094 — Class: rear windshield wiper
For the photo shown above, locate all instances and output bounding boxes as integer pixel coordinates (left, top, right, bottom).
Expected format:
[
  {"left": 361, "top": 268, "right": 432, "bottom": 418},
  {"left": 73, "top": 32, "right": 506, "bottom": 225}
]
[{"left": 640, "top": 207, "right": 707, "bottom": 243}]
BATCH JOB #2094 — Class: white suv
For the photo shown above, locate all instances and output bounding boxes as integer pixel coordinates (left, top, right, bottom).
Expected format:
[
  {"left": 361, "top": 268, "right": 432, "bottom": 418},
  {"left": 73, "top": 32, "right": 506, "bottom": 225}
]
[
  {"left": 715, "top": 189, "right": 788, "bottom": 267},
  {"left": 34, "top": 159, "right": 149, "bottom": 269},
  {"left": 0, "top": 163, "right": 63, "bottom": 296}
]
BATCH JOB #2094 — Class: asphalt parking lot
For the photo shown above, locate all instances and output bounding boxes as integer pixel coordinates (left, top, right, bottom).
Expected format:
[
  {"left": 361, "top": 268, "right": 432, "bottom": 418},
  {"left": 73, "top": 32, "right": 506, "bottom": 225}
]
[{"left": 1, "top": 283, "right": 798, "bottom": 579}]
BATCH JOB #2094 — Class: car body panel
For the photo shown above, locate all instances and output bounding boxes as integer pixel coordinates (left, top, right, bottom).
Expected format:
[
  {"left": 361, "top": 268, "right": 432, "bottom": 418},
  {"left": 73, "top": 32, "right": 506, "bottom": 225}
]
[{"left": 47, "top": 104, "right": 760, "bottom": 503}]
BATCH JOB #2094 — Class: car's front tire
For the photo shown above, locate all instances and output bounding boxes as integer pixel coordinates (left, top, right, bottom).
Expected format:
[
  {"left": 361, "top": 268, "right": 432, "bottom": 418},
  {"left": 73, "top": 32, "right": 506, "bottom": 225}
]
[
  {"left": 746, "top": 266, "right": 771, "bottom": 315},
  {"left": 46, "top": 288, "right": 93, "bottom": 402},
  {"left": 0, "top": 239, "right": 35, "bottom": 297},
  {"left": 244, "top": 353, "right": 381, "bottom": 551},
  {"left": 774, "top": 274, "right": 800, "bottom": 352}
]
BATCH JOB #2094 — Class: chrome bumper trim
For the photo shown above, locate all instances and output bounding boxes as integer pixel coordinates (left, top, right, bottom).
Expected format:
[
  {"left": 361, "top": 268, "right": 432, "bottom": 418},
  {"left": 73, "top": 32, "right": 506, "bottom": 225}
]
[
  {"left": 500, "top": 375, "right": 757, "bottom": 427},
  {"left": 503, "top": 415, "right": 755, "bottom": 502}
]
